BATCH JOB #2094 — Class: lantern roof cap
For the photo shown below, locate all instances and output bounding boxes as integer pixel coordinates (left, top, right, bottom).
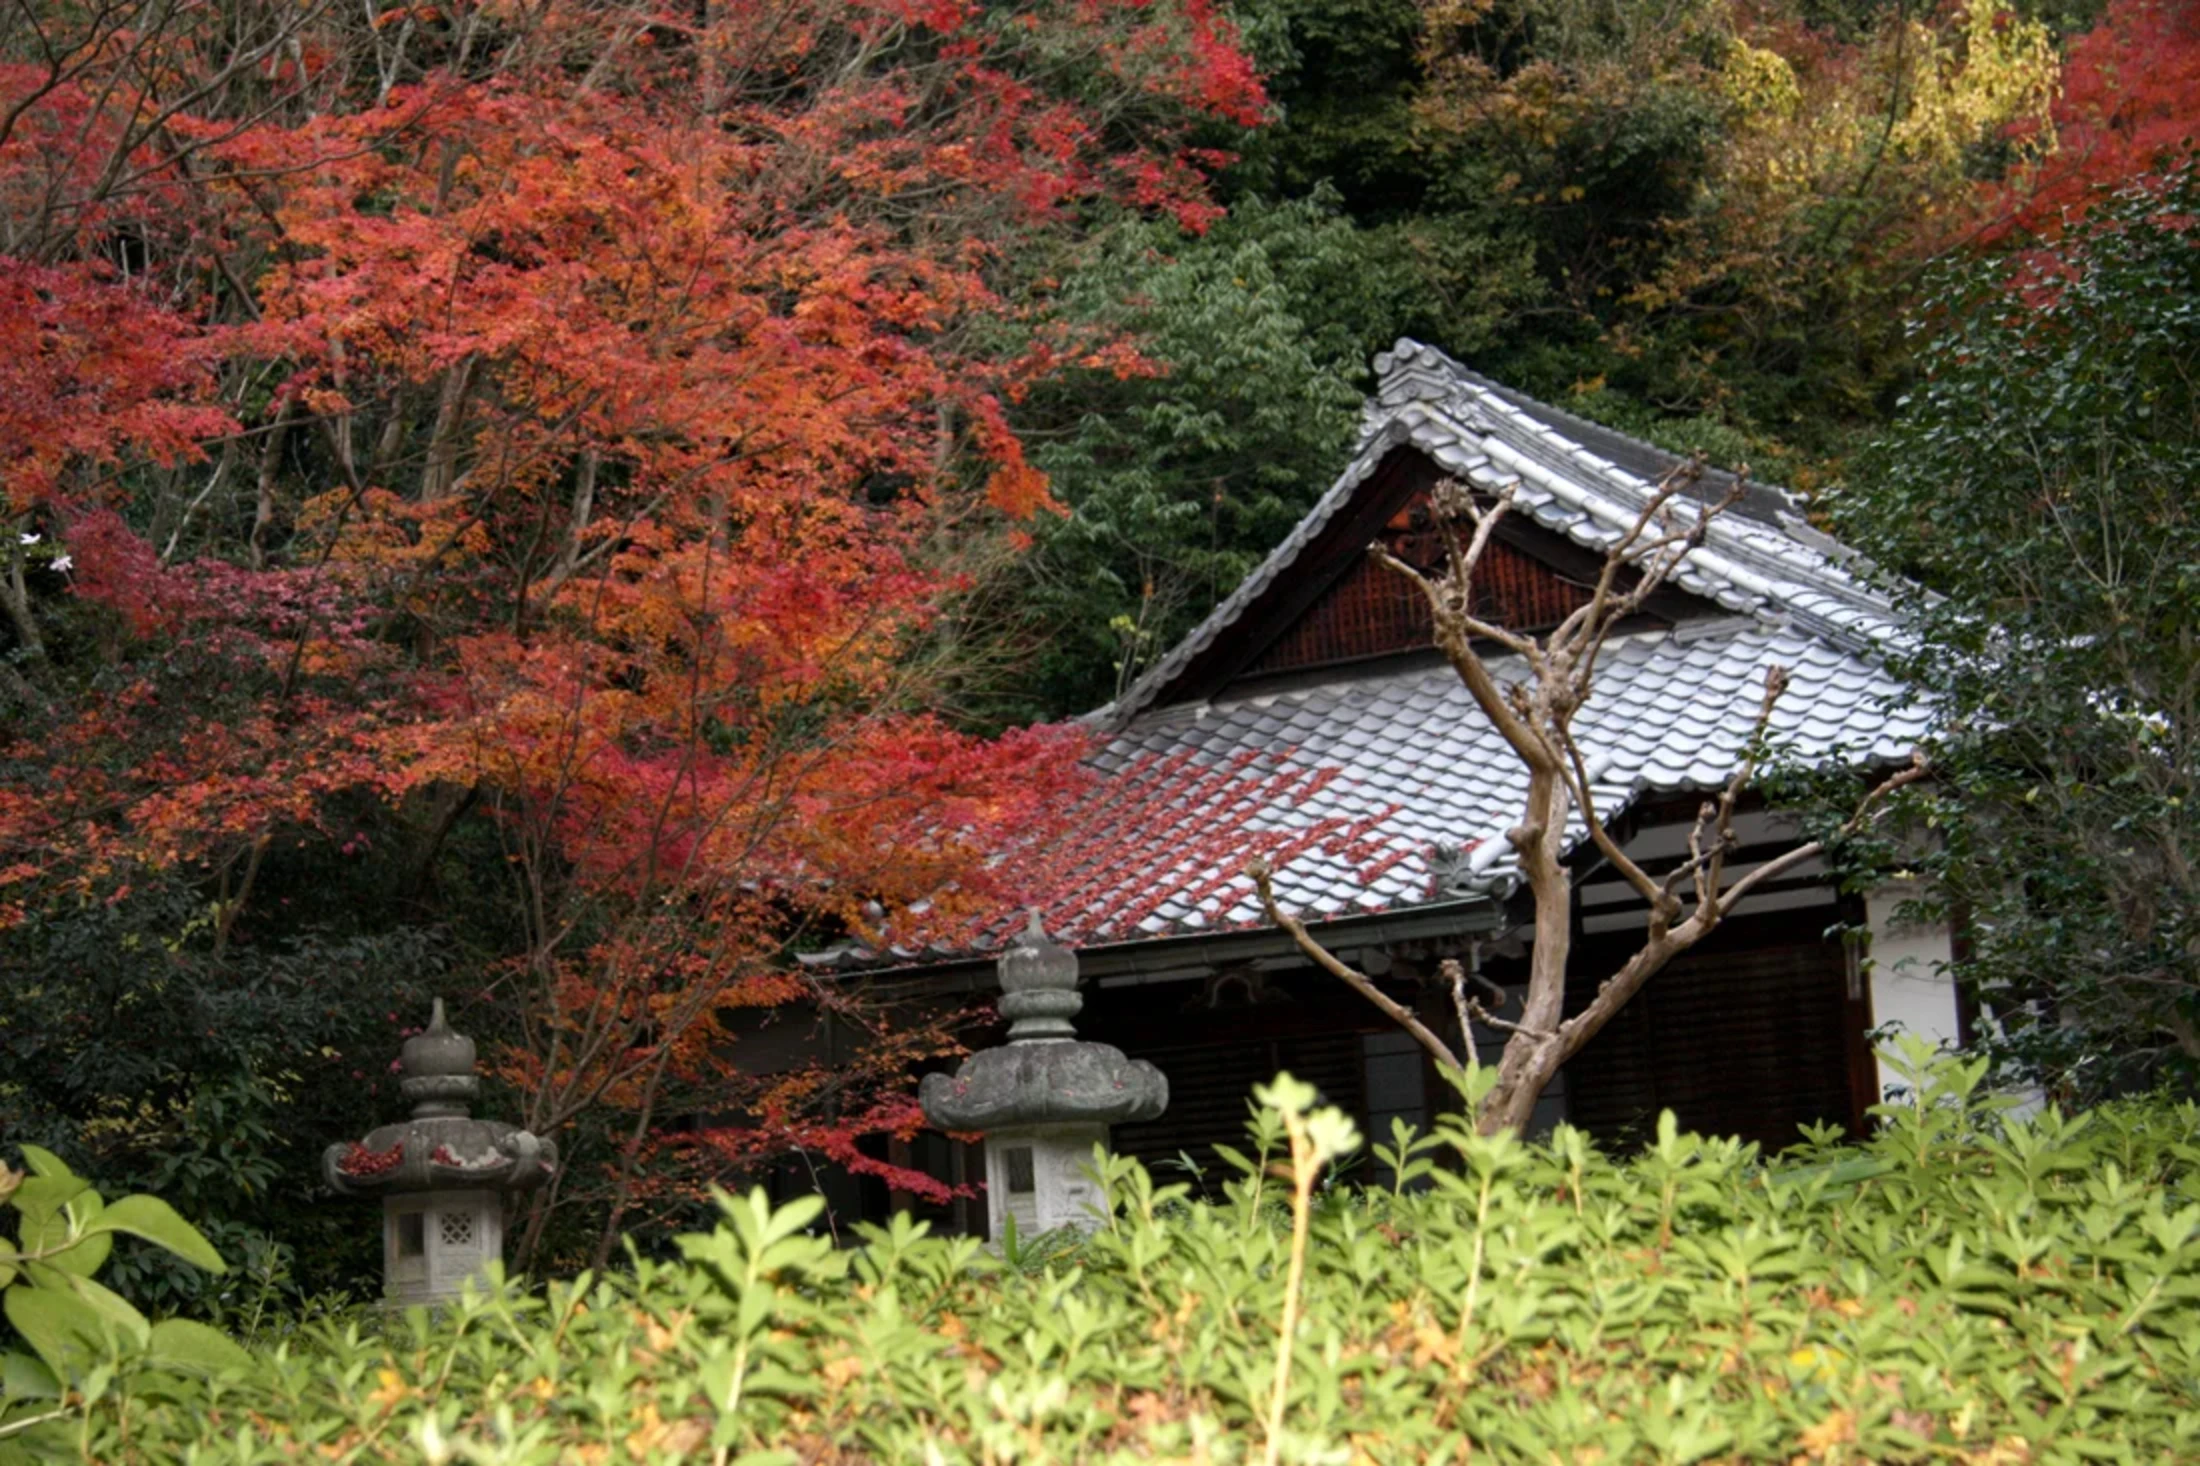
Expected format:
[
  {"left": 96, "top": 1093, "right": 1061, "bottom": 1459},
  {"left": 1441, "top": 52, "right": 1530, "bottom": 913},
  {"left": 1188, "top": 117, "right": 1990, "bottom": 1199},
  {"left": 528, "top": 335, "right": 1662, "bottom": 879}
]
[
  {"left": 919, "top": 914, "right": 1169, "bottom": 1130},
  {"left": 324, "top": 998, "right": 557, "bottom": 1198}
]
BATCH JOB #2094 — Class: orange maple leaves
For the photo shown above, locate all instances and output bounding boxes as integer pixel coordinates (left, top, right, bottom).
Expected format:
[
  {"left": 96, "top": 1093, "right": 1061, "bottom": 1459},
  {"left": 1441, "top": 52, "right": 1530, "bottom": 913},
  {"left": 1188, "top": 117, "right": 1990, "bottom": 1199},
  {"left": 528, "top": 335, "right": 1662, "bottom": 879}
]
[{"left": 0, "top": 0, "right": 1267, "bottom": 1227}]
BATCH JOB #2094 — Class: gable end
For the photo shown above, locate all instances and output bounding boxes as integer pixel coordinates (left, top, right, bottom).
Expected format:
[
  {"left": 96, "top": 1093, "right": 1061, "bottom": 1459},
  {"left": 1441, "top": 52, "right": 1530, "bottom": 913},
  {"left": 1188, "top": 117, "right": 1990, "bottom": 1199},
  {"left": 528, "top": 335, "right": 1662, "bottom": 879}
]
[{"left": 1246, "top": 495, "right": 1598, "bottom": 676}]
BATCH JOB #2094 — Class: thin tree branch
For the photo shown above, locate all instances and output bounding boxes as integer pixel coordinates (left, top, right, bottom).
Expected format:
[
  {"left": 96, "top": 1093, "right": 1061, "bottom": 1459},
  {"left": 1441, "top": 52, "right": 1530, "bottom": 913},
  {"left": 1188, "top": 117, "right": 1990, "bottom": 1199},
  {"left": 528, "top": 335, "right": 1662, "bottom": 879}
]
[{"left": 1250, "top": 860, "right": 1461, "bottom": 1071}]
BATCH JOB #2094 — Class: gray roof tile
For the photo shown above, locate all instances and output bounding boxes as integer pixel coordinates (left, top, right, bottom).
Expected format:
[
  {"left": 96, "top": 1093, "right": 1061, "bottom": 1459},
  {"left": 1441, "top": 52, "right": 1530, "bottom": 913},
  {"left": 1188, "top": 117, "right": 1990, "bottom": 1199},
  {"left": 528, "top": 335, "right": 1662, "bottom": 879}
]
[{"left": 1071, "top": 615, "right": 1920, "bottom": 933}]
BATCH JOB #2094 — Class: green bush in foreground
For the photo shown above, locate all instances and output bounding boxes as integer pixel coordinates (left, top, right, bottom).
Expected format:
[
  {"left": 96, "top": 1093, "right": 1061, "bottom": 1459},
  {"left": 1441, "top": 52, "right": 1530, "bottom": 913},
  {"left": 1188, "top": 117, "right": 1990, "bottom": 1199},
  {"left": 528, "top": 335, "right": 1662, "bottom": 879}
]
[
  {"left": 11, "top": 1044, "right": 2200, "bottom": 1464},
  {"left": 1, "top": 1144, "right": 252, "bottom": 1456}
]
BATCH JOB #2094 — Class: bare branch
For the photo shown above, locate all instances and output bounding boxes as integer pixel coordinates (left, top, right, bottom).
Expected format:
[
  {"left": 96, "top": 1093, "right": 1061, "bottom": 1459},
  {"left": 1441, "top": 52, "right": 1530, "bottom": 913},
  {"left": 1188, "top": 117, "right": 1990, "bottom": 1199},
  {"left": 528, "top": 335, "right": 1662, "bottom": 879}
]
[
  {"left": 1250, "top": 860, "right": 1461, "bottom": 1071},
  {"left": 1371, "top": 545, "right": 1534, "bottom": 654},
  {"left": 1714, "top": 754, "right": 1931, "bottom": 915},
  {"left": 1372, "top": 539, "right": 1531, "bottom": 647},
  {"left": 1686, "top": 803, "right": 1716, "bottom": 912},
  {"left": 1546, "top": 460, "right": 1705, "bottom": 654},
  {"left": 1556, "top": 719, "right": 1667, "bottom": 911},
  {"left": 1549, "top": 934, "right": 1687, "bottom": 1070},
  {"left": 1465, "top": 995, "right": 1554, "bottom": 1042},
  {"left": 1427, "top": 476, "right": 1518, "bottom": 585},
  {"left": 1441, "top": 958, "right": 1479, "bottom": 1068},
  {"left": 1305, "top": 448, "right": 1918, "bottom": 1135},
  {"left": 1377, "top": 540, "right": 1553, "bottom": 767}
]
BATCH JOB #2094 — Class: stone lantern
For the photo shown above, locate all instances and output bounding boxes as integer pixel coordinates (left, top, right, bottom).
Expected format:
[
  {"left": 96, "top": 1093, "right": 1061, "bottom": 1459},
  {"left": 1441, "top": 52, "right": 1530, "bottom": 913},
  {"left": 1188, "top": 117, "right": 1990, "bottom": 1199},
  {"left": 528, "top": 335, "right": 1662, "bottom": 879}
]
[
  {"left": 324, "top": 999, "right": 556, "bottom": 1305},
  {"left": 920, "top": 914, "right": 1168, "bottom": 1239}
]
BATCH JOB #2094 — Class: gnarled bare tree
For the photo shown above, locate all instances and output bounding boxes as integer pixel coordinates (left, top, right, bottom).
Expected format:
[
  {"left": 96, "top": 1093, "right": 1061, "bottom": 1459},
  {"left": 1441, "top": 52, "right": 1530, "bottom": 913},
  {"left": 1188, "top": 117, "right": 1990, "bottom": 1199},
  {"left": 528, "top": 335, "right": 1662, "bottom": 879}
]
[{"left": 1253, "top": 466, "right": 1925, "bottom": 1134}]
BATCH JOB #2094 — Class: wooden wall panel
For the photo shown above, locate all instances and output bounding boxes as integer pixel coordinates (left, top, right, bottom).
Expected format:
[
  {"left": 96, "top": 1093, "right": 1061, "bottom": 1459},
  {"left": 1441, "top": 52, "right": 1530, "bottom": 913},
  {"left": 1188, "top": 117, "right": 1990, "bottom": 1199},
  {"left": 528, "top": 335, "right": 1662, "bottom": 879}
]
[
  {"left": 1109, "top": 1029, "right": 1365, "bottom": 1195},
  {"left": 1247, "top": 495, "right": 1595, "bottom": 675},
  {"left": 1561, "top": 921, "right": 1857, "bottom": 1151}
]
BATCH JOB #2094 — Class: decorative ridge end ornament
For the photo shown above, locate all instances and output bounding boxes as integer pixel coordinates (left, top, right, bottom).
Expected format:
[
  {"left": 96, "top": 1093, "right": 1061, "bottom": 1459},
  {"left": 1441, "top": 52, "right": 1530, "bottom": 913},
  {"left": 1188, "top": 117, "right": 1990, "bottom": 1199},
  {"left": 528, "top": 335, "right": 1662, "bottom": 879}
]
[
  {"left": 919, "top": 915, "right": 1166, "bottom": 1241},
  {"left": 324, "top": 999, "right": 556, "bottom": 1304}
]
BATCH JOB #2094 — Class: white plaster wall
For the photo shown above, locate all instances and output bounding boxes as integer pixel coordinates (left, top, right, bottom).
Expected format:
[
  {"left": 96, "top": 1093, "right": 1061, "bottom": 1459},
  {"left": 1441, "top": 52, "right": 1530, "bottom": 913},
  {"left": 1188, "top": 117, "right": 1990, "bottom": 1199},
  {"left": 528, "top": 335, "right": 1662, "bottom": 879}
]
[{"left": 1864, "top": 882, "right": 1961, "bottom": 1100}]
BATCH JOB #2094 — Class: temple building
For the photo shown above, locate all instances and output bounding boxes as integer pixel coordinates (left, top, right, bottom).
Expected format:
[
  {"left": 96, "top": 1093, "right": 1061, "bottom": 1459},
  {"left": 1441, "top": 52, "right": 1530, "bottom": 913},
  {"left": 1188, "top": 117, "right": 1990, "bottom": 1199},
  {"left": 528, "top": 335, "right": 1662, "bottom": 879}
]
[{"left": 814, "top": 340, "right": 1958, "bottom": 1224}]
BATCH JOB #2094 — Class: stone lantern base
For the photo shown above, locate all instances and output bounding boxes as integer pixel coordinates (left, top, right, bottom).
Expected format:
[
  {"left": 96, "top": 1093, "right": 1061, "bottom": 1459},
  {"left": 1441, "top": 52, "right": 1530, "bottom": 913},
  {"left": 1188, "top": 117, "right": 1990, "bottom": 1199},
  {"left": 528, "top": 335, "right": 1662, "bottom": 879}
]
[
  {"left": 383, "top": 1189, "right": 504, "bottom": 1305},
  {"left": 984, "top": 1124, "right": 1107, "bottom": 1241}
]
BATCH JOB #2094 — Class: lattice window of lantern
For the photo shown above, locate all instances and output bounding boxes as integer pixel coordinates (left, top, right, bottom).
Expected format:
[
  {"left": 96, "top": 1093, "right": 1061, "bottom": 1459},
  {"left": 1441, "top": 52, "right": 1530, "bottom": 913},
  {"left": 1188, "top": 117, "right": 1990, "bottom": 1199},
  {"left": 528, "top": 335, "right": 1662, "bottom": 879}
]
[{"left": 439, "top": 1211, "right": 476, "bottom": 1248}]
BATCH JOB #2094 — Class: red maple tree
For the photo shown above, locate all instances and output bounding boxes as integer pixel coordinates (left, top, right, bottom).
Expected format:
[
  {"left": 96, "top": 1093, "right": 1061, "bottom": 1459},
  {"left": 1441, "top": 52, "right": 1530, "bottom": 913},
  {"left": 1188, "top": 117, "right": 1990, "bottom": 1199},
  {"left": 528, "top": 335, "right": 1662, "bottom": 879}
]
[
  {"left": 1984, "top": 0, "right": 2200, "bottom": 243},
  {"left": 0, "top": 0, "right": 1263, "bottom": 1262}
]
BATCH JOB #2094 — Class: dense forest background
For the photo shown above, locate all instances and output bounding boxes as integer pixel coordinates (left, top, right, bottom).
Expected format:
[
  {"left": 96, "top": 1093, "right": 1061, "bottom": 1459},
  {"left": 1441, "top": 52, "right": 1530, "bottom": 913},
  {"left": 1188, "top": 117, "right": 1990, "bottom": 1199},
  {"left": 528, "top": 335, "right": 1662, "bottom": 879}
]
[
  {"left": 3, "top": 0, "right": 2195, "bottom": 1310},
  {"left": 993, "top": 0, "right": 2190, "bottom": 717}
]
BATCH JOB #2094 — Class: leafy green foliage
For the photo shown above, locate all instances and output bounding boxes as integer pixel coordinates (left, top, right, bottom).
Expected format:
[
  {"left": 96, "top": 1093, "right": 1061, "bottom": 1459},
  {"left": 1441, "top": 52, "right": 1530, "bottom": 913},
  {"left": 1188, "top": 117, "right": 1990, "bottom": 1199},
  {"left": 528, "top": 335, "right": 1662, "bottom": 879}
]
[
  {"left": 976, "top": 196, "right": 1396, "bottom": 717},
  {"left": 0, "top": 886, "right": 440, "bottom": 1311},
  {"left": 1829, "top": 155, "right": 2200, "bottom": 1101},
  {"left": 50, "top": 1050, "right": 2200, "bottom": 1462},
  {"left": 0, "top": 1145, "right": 246, "bottom": 1461},
  {"left": 1227, "top": 0, "right": 1430, "bottom": 217},
  {"left": 985, "top": 0, "right": 2123, "bottom": 713}
]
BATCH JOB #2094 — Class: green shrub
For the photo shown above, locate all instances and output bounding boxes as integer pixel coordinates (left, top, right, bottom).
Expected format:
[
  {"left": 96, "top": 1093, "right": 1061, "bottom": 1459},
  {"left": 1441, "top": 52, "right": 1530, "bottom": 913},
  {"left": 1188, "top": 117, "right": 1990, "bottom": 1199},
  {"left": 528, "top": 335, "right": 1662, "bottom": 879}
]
[
  {"left": 1, "top": 1145, "right": 250, "bottom": 1460},
  {"left": 26, "top": 1044, "right": 2200, "bottom": 1463}
]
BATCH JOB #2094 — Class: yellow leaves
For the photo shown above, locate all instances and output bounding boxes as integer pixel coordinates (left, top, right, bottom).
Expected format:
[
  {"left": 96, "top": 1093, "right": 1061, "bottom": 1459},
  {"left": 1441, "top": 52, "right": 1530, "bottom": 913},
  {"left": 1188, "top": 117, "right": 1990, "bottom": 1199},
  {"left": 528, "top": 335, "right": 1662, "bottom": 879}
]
[
  {"left": 1794, "top": 1408, "right": 1855, "bottom": 1459},
  {"left": 1720, "top": 40, "right": 1801, "bottom": 120},
  {"left": 1378, "top": 1296, "right": 1459, "bottom": 1371},
  {"left": 622, "top": 1402, "right": 665, "bottom": 1458},
  {"left": 1787, "top": 1343, "right": 1844, "bottom": 1380},
  {"left": 1888, "top": 7, "right": 2059, "bottom": 169},
  {"left": 366, "top": 1367, "right": 411, "bottom": 1411},
  {"left": 1149, "top": 1287, "right": 1203, "bottom": 1346},
  {"left": 1609, "top": 1, "right": 2062, "bottom": 318},
  {"left": 1420, "top": 0, "right": 1498, "bottom": 35},
  {"left": 639, "top": 1307, "right": 692, "bottom": 1355},
  {"left": 1410, "top": 1320, "right": 1458, "bottom": 1370},
  {"left": 621, "top": 1400, "right": 710, "bottom": 1460}
]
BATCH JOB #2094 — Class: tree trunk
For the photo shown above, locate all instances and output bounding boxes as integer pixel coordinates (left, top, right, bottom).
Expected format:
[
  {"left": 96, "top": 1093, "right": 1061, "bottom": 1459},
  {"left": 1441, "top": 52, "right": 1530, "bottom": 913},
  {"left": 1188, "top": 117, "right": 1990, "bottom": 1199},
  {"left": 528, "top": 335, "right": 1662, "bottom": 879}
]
[
  {"left": 249, "top": 392, "right": 298, "bottom": 569},
  {"left": 2, "top": 533, "right": 44, "bottom": 661},
  {"left": 420, "top": 355, "right": 479, "bottom": 502},
  {"left": 1476, "top": 767, "right": 1574, "bottom": 1132}
]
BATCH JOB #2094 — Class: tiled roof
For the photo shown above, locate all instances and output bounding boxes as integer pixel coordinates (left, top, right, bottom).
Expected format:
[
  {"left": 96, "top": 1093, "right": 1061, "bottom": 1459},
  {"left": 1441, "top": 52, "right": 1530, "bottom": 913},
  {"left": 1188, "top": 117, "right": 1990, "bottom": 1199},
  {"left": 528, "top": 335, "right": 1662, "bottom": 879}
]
[
  {"left": 819, "top": 343, "right": 1929, "bottom": 969},
  {"left": 1103, "top": 339, "right": 1905, "bottom": 727},
  {"left": 1086, "top": 620, "right": 1928, "bottom": 936}
]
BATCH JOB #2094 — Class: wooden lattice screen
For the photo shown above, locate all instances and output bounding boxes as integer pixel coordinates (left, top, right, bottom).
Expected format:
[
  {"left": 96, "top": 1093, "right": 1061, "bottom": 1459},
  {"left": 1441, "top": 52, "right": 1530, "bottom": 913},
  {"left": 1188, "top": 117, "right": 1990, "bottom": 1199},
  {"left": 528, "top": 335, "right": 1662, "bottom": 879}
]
[{"left": 1247, "top": 495, "right": 1593, "bottom": 675}]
